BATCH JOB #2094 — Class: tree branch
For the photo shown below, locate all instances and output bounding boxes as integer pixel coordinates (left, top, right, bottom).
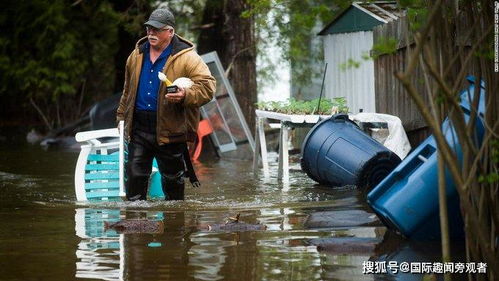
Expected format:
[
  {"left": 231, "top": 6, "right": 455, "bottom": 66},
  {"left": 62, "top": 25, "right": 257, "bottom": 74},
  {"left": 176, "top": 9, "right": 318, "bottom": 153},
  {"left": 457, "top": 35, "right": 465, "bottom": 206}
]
[
  {"left": 225, "top": 46, "right": 253, "bottom": 77},
  {"left": 29, "top": 97, "right": 53, "bottom": 131}
]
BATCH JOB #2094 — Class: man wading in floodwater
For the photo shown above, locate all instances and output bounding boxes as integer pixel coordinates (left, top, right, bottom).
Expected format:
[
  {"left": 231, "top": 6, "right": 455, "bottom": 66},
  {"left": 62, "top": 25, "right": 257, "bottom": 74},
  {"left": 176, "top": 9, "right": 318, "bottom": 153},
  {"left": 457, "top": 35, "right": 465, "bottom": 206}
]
[{"left": 116, "top": 7, "right": 216, "bottom": 201}]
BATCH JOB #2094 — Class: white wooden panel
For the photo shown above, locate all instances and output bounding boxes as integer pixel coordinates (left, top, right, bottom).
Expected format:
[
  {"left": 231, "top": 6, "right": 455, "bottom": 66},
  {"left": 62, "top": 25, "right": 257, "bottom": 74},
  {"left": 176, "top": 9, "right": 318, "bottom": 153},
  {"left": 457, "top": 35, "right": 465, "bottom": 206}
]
[{"left": 323, "top": 31, "right": 376, "bottom": 113}]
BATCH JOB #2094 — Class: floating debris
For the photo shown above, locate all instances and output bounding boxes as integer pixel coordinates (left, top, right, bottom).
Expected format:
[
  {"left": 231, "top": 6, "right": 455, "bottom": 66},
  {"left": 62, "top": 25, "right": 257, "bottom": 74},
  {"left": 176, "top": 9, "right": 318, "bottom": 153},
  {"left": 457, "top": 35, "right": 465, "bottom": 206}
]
[{"left": 200, "top": 213, "right": 266, "bottom": 232}]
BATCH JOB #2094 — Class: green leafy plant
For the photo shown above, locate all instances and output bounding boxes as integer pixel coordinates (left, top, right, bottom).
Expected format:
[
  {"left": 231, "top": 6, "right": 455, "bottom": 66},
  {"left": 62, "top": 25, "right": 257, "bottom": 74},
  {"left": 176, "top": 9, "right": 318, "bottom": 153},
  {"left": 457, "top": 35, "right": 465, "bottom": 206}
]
[{"left": 256, "top": 97, "right": 348, "bottom": 115}]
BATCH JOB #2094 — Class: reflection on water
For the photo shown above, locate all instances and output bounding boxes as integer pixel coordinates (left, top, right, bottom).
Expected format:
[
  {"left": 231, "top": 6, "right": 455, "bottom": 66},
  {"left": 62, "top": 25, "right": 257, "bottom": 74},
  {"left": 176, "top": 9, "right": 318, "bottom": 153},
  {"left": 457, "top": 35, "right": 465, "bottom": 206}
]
[
  {"left": 75, "top": 209, "right": 123, "bottom": 280},
  {"left": 73, "top": 207, "right": 422, "bottom": 281},
  {"left": 75, "top": 209, "right": 170, "bottom": 280},
  {"left": 0, "top": 144, "right": 467, "bottom": 281}
]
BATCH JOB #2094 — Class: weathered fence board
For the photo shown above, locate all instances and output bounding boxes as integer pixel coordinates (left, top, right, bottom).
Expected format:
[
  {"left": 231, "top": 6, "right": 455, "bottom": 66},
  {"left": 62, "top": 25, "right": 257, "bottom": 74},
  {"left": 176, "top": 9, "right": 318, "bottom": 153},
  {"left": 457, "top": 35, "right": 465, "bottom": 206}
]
[
  {"left": 373, "top": 16, "right": 477, "bottom": 147},
  {"left": 373, "top": 17, "right": 430, "bottom": 146}
]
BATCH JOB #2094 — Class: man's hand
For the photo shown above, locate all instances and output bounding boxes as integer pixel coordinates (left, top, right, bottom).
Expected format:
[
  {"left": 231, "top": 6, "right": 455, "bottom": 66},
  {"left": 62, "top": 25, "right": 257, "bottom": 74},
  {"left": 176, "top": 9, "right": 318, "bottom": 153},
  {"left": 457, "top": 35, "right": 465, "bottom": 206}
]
[{"left": 166, "top": 87, "right": 186, "bottom": 103}]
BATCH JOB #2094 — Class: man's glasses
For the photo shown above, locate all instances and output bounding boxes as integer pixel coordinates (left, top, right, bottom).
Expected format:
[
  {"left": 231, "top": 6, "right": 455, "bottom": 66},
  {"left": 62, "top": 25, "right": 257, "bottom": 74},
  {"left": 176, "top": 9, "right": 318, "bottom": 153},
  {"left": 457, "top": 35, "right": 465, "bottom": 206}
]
[{"left": 146, "top": 26, "right": 171, "bottom": 33}]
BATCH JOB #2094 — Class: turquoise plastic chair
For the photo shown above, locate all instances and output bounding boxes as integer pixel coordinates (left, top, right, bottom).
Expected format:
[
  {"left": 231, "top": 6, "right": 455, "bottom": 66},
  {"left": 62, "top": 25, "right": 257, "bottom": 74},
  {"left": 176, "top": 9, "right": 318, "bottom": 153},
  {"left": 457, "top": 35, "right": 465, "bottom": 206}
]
[
  {"left": 74, "top": 122, "right": 125, "bottom": 202},
  {"left": 75, "top": 121, "right": 164, "bottom": 201}
]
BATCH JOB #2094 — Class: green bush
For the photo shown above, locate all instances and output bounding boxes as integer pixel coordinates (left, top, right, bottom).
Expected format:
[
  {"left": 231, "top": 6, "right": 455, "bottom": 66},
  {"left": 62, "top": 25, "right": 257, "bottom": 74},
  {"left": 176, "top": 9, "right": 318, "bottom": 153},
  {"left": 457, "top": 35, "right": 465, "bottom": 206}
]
[{"left": 0, "top": 0, "right": 122, "bottom": 129}]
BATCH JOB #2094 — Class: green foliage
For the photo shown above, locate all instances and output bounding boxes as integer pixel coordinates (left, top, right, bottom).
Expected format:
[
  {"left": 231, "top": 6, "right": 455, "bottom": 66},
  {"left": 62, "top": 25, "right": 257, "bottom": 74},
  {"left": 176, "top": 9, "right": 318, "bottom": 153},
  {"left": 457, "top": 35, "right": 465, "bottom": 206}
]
[
  {"left": 371, "top": 37, "right": 398, "bottom": 59},
  {"left": 256, "top": 97, "right": 348, "bottom": 115},
  {"left": 479, "top": 173, "right": 499, "bottom": 184},
  {"left": 491, "top": 140, "right": 499, "bottom": 163},
  {"left": 399, "top": 0, "right": 427, "bottom": 31},
  {"left": 339, "top": 58, "right": 361, "bottom": 70},
  {"left": 338, "top": 51, "right": 374, "bottom": 71},
  {"left": 0, "top": 0, "right": 124, "bottom": 128},
  {"left": 245, "top": 0, "right": 351, "bottom": 90}
]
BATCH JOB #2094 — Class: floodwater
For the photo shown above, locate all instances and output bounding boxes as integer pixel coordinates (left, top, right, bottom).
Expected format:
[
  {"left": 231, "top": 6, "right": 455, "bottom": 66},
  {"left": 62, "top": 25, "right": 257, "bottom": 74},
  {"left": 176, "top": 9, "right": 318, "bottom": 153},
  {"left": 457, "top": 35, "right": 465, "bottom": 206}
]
[{"left": 0, "top": 144, "right": 467, "bottom": 281}]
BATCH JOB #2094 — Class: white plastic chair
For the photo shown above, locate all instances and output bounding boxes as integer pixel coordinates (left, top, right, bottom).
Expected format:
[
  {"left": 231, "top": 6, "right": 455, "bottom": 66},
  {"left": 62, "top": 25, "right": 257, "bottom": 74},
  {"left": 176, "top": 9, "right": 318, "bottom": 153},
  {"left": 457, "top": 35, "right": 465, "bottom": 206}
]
[{"left": 74, "top": 121, "right": 126, "bottom": 201}]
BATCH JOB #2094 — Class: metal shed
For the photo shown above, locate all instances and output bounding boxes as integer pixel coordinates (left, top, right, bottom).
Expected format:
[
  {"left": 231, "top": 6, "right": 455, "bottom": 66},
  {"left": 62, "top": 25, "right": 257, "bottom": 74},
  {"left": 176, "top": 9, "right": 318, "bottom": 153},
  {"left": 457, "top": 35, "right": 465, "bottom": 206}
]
[{"left": 318, "top": 1, "right": 403, "bottom": 114}]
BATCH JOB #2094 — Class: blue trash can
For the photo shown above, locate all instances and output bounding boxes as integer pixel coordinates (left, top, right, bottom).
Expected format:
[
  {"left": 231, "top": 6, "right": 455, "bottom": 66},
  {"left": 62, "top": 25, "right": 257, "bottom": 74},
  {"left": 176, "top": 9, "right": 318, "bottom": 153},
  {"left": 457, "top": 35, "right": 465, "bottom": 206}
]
[
  {"left": 367, "top": 77, "right": 485, "bottom": 240},
  {"left": 301, "top": 114, "right": 401, "bottom": 188}
]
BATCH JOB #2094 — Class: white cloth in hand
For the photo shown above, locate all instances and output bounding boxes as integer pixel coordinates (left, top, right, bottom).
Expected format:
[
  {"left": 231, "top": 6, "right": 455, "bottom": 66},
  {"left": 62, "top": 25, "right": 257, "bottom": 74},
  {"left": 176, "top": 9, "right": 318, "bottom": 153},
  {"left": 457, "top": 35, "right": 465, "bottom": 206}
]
[{"left": 172, "top": 77, "right": 194, "bottom": 89}]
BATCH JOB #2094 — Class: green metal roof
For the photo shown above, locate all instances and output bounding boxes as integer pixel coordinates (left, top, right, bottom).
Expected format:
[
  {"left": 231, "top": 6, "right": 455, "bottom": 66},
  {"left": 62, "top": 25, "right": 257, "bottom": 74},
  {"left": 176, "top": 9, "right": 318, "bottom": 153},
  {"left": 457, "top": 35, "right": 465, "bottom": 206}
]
[
  {"left": 319, "top": 6, "right": 383, "bottom": 35},
  {"left": 318, "top": 2, "right": 401, "bottom": 35}
]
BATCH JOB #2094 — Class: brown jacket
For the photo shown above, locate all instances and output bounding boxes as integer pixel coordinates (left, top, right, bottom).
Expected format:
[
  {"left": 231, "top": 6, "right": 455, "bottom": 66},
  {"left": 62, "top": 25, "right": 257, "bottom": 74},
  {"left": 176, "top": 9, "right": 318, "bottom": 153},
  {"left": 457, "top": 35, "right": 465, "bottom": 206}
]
[{"left": 116, "top": 35, "right": 216, "bottom": 144}]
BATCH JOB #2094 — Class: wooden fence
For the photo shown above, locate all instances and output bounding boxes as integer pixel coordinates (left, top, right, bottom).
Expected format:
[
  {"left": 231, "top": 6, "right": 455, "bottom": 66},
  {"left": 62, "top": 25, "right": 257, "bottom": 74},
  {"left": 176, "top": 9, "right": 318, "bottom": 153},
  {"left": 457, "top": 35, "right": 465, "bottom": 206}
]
[{"left": 373, "top": 17, "right": 431, "bottom": 147}]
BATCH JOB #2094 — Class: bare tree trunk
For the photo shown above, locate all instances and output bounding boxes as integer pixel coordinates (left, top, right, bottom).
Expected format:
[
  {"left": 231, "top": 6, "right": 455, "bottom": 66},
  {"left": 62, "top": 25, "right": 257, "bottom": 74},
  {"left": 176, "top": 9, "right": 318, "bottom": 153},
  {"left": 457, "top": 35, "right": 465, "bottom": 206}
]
[
  {"left": 223, "top": 0, "right": 257, "bottom": 131},
  {"left": 197, "top": 1, "right": 227, "bottom": 57},
  {"left": 198, "top": 0, "right": 257, "bottom": 131}
]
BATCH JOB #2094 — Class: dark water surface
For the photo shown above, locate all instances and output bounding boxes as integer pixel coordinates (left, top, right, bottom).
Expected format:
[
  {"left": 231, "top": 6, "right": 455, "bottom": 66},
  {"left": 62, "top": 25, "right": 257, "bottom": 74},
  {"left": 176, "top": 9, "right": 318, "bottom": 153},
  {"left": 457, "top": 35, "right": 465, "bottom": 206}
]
[{"left": 0, "top": 144, "right": 466, "bottom": 281}]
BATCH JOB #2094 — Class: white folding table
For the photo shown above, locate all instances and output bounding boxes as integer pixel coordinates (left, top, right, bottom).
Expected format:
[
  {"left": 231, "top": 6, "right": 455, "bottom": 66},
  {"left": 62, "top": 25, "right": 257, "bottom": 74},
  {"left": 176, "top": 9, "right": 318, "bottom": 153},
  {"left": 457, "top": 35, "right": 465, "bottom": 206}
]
[{"left": 252, "top": 110, "right": 329, "bottom": 180}]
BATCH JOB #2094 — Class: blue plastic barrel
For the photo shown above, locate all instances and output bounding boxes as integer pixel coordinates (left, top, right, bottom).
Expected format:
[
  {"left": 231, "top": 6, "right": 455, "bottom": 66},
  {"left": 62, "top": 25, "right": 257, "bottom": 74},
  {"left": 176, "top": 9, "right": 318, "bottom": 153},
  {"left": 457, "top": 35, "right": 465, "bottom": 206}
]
[
  {"left": 367, "top": 77, "right": 485, "bottom": 240},
  {"left": 301, "top": 114, "right": 401, "bottom": 188}
]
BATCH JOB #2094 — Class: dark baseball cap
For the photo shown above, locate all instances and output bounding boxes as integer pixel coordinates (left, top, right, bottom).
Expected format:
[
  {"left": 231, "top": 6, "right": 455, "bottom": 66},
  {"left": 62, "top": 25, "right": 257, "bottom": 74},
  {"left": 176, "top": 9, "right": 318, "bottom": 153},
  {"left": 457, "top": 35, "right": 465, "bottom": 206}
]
[{"left": 144, "top": 8, "right": 175, "bottom": 29}]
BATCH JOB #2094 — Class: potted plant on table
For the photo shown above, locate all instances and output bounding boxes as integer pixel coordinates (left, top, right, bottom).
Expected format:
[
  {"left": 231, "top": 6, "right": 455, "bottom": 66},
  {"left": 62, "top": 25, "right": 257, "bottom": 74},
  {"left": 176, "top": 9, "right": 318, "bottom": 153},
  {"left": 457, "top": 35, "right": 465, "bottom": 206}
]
[{"left": 256, "top": 97, "right": 348, "bottom": 115}]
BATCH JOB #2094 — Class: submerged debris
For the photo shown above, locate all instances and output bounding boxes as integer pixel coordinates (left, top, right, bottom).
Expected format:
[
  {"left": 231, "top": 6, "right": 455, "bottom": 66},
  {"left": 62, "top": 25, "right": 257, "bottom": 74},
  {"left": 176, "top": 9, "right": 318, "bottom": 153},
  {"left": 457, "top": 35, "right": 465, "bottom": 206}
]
[
  {"left": 308, "top": 237, "right": 382, "bottom": 254},
  {"left": 304, "top": 210, "right": 381, "bottom": 228},
  {"left": 226, "top": 213, "right": 240, "bottom": 224},
  {"left": 104, "top": 219, "right": 164, "bottom": 234}
]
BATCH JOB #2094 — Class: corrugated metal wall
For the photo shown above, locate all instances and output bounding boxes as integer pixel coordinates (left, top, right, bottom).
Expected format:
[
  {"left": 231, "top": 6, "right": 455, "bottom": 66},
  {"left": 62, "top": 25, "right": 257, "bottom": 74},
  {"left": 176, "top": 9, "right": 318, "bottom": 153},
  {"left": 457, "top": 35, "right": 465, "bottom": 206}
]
[{"left": 323, "top": 31, "right": 375, "bottom": 113}]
